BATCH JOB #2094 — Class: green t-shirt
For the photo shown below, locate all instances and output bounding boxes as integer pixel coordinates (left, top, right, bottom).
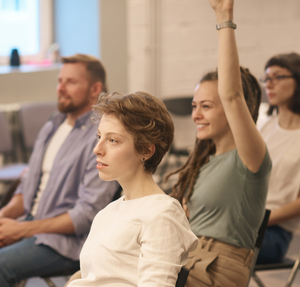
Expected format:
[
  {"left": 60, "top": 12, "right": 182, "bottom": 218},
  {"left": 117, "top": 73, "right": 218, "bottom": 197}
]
[{"left": 187, "top": 148, "right": 272, "bottom": 249}]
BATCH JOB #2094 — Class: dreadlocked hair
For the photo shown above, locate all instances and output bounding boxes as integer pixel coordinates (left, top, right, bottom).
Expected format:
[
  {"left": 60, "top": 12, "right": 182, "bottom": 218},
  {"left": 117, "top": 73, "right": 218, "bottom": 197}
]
[{"left": 166, "top": 66, "right": 261, "bottom": 206}]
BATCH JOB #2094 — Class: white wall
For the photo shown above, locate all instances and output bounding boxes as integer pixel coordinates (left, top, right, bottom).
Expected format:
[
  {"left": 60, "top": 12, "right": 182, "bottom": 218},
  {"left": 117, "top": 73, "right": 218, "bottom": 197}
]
[
  {"left": 1, "top": 0, "right": 299, "bottom": 105},
  {"left": 127, "top": 0, "right": 300, "bottom": 99},
  {"left": 0, "top": 67, "right": 59, "bottom": 104}
]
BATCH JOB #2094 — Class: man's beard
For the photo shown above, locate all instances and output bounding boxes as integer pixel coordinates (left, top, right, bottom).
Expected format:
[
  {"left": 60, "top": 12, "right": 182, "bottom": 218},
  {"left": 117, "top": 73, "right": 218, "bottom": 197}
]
[
  {"left": 57, "top": 92, "right": 90, "bottom": 114},
  {"left": 57, "top": 101, "right": 78, "bottom": 113}
]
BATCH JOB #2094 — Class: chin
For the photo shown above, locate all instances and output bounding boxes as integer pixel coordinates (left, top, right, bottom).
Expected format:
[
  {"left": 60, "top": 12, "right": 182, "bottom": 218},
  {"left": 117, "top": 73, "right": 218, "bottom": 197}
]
[
  {"left": 196, "top": 132, "right": 209, "bottom": 141},
  {"left": 97, "top": 172, "right": 115, "bottom": 182}
]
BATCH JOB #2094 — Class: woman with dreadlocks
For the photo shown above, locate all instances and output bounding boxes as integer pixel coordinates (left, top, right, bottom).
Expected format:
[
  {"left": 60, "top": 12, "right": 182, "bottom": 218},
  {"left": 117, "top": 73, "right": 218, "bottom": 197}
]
[{"left": 166, "top": 0, "right": 272, "bottom": 286}]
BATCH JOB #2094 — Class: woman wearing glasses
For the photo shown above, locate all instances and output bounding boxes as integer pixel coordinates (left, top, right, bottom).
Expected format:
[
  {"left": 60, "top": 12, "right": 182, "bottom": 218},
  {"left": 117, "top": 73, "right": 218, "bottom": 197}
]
[{"left": 256, "top": 53, "right": 300, "bottom": 264}]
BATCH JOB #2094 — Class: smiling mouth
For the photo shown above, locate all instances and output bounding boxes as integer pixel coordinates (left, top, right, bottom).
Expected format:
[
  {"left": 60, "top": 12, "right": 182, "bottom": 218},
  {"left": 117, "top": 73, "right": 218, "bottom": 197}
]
[{"left": 197, "top": 124, "right": 208, "bottom": 129}]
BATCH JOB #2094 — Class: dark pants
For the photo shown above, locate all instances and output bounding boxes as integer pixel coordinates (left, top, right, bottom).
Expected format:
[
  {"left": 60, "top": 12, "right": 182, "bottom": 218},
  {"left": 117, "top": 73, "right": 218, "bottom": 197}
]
[{"left": 256, "top": 225, "right": 293, "bottom": 264}]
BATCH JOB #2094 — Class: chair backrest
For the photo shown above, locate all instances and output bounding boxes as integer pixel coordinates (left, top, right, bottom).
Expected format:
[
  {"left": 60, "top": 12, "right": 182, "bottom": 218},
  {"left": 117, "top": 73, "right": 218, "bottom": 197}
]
[
  {"left": 247, "top": 209, "right": 271, "bottom": 286},
  {"left": 0, "top": 110, "right": 13, "bottom": 154},
  {"left": 176, "top": 266, "right": 190, "bottom": 287},
  {"left": 163, "top": 97, "right": 194, "bottom": 152},
  {"left": 163, "top": 97, "right": 193, "bottom": 116},
  {"left": 18, "top": 102, "right": 57, "bottom": 160},
  {"left": 255, "top": 209, "right": 271, "bottom": 249}
]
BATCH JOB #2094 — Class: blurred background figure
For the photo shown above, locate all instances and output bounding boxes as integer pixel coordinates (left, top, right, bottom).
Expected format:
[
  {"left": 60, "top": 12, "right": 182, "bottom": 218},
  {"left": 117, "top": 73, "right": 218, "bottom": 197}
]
[
  {"left": 0, "top": 54, "right": 119, "bottom": 287},
  {"left": 257, "top": 52, "right": 300, "bottom": 264}
]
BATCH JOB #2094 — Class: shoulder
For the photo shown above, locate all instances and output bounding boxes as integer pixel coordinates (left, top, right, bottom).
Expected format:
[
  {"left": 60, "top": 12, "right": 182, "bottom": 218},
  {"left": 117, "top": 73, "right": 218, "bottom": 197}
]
[
  {"left": 234, "top": 148, "right": 272, "bottom": 178},
  {"left": 146, "top": 194, "right": 184, "bottom": 217},
  {"left": 142, "top": 194, "right": 190, "bottom": 230},
  {"left": 140, "top": 195, "right": 198, "bottom": 252}
]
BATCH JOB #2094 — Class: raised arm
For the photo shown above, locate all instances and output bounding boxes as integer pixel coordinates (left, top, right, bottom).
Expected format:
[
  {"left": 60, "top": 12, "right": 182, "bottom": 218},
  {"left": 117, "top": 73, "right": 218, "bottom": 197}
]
[{"left": 209, "top": 0, "right": 266, "bottom": 173}]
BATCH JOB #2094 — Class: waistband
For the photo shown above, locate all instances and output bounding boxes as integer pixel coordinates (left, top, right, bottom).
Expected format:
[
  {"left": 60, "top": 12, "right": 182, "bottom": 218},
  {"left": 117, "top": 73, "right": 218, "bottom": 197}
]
[{"left": 197, "top": 236, "right": 254, "bottom": 268}]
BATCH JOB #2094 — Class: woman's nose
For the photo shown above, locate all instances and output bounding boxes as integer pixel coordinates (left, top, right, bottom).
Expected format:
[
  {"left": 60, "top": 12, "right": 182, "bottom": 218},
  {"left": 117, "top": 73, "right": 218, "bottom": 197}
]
[
  {"left": 192, "top": 108, "right": 203, "bottom": 120},
  {"left": 93, "top": 141, "right": 105, "bottom": 156}
]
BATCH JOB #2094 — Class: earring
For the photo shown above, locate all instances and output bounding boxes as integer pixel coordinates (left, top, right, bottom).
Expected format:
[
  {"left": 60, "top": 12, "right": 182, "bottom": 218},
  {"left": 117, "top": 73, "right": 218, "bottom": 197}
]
[{"left": 141, "top": 158, "right": 145, "bottom": 170}]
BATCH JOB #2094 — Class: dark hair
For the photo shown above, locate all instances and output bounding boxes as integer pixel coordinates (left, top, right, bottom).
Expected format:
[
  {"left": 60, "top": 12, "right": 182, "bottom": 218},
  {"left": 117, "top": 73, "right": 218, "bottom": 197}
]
[
  {"left": 166, "top": 66, "right": 261, "bottom": 205},
  {"left": 61, "top": 54, "right": 107, "bottom": 93},
  {"left": 264, "top": 52, "right": 300, "bottom": 115},
  {"left": 93, "top": 91, "right": 174, "bottom": 174}
]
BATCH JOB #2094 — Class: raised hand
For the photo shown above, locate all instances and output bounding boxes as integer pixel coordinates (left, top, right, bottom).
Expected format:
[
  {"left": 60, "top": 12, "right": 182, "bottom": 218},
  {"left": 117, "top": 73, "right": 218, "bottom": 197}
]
[{"left": 208, "top": 0, "right": 234, "bottom": 22}]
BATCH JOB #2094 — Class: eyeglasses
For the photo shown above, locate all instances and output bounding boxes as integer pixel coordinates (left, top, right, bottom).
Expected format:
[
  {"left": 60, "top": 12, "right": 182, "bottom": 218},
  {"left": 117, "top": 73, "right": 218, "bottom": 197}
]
[{"left": 259, "top": 75, "right": 294, "bottom": 85}]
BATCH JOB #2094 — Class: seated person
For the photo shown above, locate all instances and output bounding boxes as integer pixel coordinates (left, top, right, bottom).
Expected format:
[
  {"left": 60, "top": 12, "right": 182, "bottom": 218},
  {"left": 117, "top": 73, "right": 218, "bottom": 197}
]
[
  {"left": 0, "top": 54, "right": 119, "bottom": 287},
  {"left": 66, "top": 91, "right": 198, "bottom": 287},
  {"left": 166, "top": 0, "right": 272, "bottom": 286},
  {"left": 256, "top": 52, "right": 300, "bottom": 264}
]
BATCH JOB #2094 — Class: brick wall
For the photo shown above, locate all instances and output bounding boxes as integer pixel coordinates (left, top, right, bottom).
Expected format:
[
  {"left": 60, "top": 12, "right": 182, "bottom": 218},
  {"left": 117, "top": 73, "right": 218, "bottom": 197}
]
[{"left": 127, "top": 0, "right": 300, "bottom": 99}]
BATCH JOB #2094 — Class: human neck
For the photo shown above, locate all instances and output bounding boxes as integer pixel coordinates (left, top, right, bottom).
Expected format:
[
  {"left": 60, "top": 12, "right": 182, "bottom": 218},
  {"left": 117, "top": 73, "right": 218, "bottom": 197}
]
[
  {"left": 213, "top": 132, "right": 236, "bottom": 156},
  {"left": 278, "top": 106, "right": 300, "bottom": 130},
  {"left": 120, "top": 171, "right": 163, "bottom": 201}
]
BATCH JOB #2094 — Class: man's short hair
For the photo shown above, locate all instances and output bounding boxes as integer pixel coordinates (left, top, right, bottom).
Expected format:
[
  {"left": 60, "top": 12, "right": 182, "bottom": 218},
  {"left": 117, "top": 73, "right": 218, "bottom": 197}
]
[{"left": 61, "top": 54, "right": 107, "bottom": 92}]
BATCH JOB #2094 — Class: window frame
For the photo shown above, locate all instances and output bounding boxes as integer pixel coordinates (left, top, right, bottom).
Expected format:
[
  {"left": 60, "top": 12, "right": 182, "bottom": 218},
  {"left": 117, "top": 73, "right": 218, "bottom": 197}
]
[{"left": 0, "top": 0, "right": 53, "bottom": 66}]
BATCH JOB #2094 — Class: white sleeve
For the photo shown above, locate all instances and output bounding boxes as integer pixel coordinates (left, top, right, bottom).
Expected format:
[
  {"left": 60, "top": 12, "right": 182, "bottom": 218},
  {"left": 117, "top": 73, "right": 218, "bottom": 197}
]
[{"left": 138, "top": 210, "right": 198, "bottom": 287}]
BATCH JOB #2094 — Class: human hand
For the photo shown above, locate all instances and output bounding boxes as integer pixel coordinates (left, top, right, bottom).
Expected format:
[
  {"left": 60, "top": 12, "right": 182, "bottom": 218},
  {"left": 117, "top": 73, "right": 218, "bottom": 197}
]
[
  {"left": 208, "top": 0, "right": 234, "bottom": 22},
  {"left": 0, "top": 218, "right": 26, "bottom": 247}
]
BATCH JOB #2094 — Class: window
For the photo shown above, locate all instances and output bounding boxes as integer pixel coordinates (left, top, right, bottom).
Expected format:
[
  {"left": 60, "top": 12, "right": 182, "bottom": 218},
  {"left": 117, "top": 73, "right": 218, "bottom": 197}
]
[{"left": 0, "top": 0, "right": 52, "bottom": 65}]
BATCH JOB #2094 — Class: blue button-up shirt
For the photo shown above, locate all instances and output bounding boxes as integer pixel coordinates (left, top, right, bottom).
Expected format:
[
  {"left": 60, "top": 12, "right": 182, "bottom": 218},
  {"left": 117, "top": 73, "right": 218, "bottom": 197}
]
[{"left": 15, "top": 110, "right": 119, "bottom": 260}]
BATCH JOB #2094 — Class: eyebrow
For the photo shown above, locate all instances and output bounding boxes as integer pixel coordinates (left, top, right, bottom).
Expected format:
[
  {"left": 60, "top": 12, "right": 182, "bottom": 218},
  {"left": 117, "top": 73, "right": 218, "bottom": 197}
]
[
  {"left": 266, "top": 70, "right": 291, "bottom": 76},
  {"left": 97, "top": 129, "right": 124, "bottom": 138},
  {"left": 192, "top": 100, "right": 214, "bottom": 104}
]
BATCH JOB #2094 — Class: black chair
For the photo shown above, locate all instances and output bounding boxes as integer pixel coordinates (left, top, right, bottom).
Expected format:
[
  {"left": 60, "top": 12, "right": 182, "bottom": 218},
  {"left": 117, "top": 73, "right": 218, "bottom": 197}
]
[
  {"left": 176, "top": 266, "right": 190, "bottom": 287},
  {"left": 158, "top": 97, "right": 194, "bottom": 186},
  {"left": 163, "top": 96, "right": 193, "bottom": 158},
  {"left": 247, "top": 209, "right": 271, "bottom": 286}
]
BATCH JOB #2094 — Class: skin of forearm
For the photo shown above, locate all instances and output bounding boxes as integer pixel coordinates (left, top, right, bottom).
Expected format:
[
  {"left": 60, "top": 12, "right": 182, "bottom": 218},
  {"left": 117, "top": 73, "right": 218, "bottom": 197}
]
[
  {"left": 20, "top": 212, "right": 76, "bottom": 238},
  {"left": 0, "top": 194, "right": 25, "bottom": 219},
  {"left": 217, "top": 29, "right": 243, "bottom": 102},
  {"left": 268, "top": 197, "right": 300, "bottom": 226}
]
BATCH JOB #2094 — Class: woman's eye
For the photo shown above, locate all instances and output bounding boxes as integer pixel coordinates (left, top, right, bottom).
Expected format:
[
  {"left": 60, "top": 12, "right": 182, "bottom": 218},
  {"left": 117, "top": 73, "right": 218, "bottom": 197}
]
[
  {"left": 109, "top": 138, "right": 117, "bottom": 143},
  {"left": 192, "top": 104, "right": 197, "bottom": 109},
  {"left": 96, "top": 134, "right": 101, "bottom": 140},
  {"left": 203, "top": 105, "right": 210, "bottom": 109}
]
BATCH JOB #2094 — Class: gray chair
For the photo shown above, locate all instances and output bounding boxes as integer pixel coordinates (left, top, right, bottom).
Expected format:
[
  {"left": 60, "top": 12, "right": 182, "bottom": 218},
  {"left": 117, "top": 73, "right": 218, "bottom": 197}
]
[
  {"left": 19, "top": 265, "right": 189, "bottom": 287},
  {"left": 0, "top": 110, "right": 27, "bottom": 183},
  {"left": 18, "top": 102, "right": 57, "bottom": 162}
]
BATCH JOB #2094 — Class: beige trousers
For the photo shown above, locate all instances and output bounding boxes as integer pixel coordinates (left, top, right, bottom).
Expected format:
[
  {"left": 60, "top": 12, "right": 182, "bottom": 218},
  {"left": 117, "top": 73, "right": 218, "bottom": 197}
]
[{"left": 185, "top": 237, "right": 254, "bottom": 287}]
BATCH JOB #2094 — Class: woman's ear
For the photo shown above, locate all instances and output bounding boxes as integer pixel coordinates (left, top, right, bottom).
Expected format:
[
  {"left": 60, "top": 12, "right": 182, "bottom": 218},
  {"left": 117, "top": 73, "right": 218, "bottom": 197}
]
[{"left": 144, "top": 144, "right": 155, "bottom": 160}]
